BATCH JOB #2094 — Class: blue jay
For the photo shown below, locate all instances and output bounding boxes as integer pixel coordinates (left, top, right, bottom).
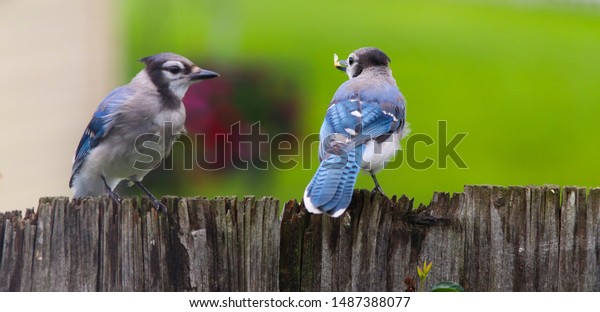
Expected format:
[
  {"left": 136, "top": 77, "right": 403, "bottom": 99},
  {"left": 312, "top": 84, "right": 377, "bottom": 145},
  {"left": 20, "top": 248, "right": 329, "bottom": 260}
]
[
  {"left": 304, "top": 47, "right": 407, "bottom": 218},
  {"left": 70, "top": 53, "right": 219, "bottom": 212}
]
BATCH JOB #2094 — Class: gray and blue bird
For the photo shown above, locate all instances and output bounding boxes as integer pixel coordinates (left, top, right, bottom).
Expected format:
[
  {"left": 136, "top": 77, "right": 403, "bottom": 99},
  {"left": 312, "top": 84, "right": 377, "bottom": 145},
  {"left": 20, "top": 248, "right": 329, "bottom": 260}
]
[
  {"left": 70, "top": 53, "right": 219, "bottom": 212},
  {"left": 304, "top": 47, "right": 407, "bottom": 217}
]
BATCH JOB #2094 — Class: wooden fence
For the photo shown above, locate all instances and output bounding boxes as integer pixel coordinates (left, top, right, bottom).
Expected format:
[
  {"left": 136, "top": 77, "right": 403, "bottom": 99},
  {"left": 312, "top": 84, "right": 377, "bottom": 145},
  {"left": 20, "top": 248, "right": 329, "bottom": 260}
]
[{"left": 0, "top": 185, "right": 599, "bottom": 291}]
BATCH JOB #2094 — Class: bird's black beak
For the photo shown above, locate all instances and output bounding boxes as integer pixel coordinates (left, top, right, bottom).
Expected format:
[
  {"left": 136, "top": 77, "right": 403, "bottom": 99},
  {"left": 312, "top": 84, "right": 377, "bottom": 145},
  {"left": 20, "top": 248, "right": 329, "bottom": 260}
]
[
  {"left": 334, "top": 53, "right": 348, "bottom": 72},
  {"left": 190, "top": 68, "right": 220, "bottom": 81}
]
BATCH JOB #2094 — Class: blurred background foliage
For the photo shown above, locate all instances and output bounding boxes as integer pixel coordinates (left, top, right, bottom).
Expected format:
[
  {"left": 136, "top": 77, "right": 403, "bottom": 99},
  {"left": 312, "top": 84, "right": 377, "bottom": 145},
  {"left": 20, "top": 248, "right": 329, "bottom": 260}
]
[{"left": 118, "top": 0, "right": 600, "bottom": 206}]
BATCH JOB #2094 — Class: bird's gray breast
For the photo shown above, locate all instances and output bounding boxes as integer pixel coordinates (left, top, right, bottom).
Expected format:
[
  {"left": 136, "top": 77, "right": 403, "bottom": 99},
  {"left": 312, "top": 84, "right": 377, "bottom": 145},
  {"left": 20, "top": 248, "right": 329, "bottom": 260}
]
[
  {"left": 104, "top": 100, "right": 186, "bottom": 180},
  {"left": 143, "top": 104, "right": 186, "bottom": 159}
]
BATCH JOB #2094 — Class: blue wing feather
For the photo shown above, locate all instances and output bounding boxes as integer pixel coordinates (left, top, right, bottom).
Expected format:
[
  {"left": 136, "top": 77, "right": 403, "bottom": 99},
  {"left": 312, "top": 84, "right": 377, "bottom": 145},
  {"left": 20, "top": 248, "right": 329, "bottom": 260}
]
[
  {"left": 69, "top": 86, "right": 134, "bottom": 187},
  {"left": 320, "top": 97, "right": 404, "bottom": 153}
]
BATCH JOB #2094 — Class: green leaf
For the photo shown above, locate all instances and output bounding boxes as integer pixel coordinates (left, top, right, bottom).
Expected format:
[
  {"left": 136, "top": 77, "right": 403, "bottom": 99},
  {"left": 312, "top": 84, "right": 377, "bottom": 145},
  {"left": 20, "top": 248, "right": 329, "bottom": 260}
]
[
  {"left": 430, "top": 281, "right": 465, "bottom": 292},
  {"left": 424, "top": 261, "right": 433, "bottom": 275}
]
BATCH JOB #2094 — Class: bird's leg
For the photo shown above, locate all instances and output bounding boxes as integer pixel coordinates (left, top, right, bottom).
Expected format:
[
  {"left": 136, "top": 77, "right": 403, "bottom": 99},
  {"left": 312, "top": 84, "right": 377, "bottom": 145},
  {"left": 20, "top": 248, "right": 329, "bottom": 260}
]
[
  {"left": 101, "top": 175, "right": 122, "bottom": 205},
  {"left": 134, "top": 181, "right": 168, "bottom": 213},
  {"left": 370, "top": 172, "right": 386, "bottom": 196}
]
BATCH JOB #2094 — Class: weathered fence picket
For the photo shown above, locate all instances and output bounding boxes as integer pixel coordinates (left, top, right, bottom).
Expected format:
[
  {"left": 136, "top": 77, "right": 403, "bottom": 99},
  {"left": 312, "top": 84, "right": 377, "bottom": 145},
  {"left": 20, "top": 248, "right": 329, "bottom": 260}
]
[{"left": 1, "top": 185, "right": 598, "bottom": 291}]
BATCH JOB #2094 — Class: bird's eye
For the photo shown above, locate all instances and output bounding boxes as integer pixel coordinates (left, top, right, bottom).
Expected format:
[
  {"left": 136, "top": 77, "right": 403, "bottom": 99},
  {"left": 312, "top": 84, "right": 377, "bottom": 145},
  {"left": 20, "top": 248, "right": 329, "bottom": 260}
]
[
  {"left": 348, "top": 57, "right": 355, "bottom": 65},
  {"left": 167, "top": 66, "right": 181, "bottom": 74}
]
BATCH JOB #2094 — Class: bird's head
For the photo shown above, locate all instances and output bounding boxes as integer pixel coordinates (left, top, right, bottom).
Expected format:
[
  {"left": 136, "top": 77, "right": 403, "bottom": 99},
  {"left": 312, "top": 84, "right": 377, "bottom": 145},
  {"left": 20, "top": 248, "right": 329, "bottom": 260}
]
[
  {"left": 334, "top": 47, "right": 391, "bottom": 79},
  {"left": 139, "top": 52, "right": 219, "bottom": 99}
]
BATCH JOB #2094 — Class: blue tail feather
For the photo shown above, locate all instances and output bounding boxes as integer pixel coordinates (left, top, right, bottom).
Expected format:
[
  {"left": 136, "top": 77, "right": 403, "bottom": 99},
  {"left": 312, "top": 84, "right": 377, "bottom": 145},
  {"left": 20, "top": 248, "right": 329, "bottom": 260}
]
[{"left": 304, "top": 148, "right": 360, "bottom": 217}]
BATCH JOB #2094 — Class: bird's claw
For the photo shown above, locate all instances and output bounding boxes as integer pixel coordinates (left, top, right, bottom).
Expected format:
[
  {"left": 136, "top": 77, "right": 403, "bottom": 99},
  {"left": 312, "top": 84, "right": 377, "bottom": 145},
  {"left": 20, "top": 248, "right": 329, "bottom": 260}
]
[
  {"left": 371, "top": 185, "right": 386, "bottom": 197},
  {"left": 107, "top": 190, "right": 122, "bottom": 207},
  {"left": 152, "top": 199, "right": 168, "bottom": 214},
  {"left": 369, "top": 173, "right": 386, "bottom": 197},
  {"left": 132, "top": 181, "right": 167, "bottom": 214},
  {"left": 102, "top": 175, "right": 122, "bottom": 206}
]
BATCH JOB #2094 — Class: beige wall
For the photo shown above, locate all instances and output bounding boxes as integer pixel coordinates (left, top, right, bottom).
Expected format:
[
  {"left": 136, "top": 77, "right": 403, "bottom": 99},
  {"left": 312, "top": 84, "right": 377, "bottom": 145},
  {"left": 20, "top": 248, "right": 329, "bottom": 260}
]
[{"left": 0, "top": 1, "right": 118, "bottom": 211}]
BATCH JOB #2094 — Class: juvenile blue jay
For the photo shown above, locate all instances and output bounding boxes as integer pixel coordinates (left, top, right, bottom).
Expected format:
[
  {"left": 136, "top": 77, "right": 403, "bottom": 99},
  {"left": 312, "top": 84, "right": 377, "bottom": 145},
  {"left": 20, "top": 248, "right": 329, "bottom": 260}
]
[
  {"left": 304, "top": 47, "right": 407, "bottom": 218},
  {"left": 70, "top": 53, "right": 219, "bottom": 212}
]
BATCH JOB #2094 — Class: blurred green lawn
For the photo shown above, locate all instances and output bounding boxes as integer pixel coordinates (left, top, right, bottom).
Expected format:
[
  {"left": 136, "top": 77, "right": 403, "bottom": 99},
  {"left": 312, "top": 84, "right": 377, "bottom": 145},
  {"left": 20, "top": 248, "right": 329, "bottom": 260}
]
[{"left": 121, "top": 0, "right": 600, "bottom": 206}]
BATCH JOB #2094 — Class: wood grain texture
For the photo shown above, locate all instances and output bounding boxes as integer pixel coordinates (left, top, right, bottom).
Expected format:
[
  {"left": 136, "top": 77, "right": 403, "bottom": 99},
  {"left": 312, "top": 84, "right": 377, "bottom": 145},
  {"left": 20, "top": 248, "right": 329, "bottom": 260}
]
[{"left": 1, "top": 185, "right": 599, "bottom": 291}]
